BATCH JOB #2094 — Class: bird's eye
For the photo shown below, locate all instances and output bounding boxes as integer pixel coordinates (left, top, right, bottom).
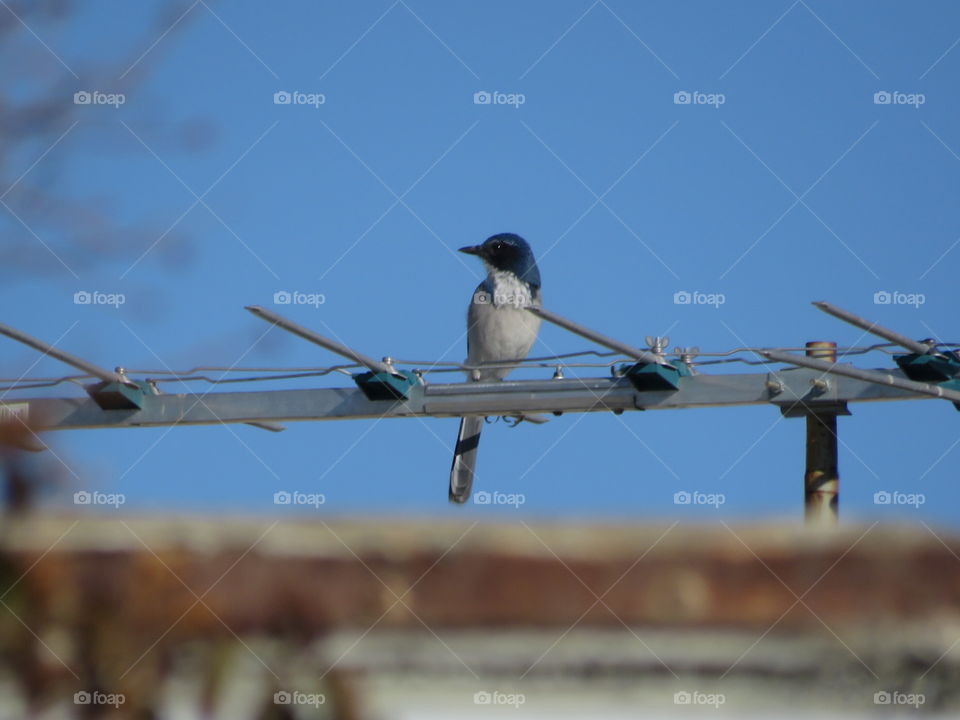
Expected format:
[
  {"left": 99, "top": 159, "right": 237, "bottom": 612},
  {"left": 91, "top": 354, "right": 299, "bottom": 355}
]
[{"left": 491, "top": 241, "right": 502, "bottom": 251}]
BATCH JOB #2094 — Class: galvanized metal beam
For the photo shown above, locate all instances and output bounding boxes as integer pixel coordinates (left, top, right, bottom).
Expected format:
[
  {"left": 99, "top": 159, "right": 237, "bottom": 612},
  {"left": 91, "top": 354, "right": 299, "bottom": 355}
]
[
  {"left": 0, "top": 366, "right": 935, "bottom": 431},
  {"left": 763, "top": 350, "right": 960, "bottom": 403}
]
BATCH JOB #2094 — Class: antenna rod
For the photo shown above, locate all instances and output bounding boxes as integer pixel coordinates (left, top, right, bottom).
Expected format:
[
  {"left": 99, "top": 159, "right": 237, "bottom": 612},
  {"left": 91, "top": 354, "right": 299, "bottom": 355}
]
[
  {"left": 245, "top": 306, "right": 392, "bottom": 375},
  {"left": 763, "top": 349, "right": 960, "bottom": 403},
  {"left": 812, "top": 301, "right": 934, "bottom": 355},
  {"left": 527, "top": 306, "right": 664, "bottom": 365},
  {"left": 0, "top": 322, "right": 118, "bottom": 383}
]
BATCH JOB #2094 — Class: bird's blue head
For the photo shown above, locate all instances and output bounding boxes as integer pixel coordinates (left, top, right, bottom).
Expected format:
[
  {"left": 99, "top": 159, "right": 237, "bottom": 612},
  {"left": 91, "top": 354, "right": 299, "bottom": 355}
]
[{"left": 459, "top": 233, "right": 541, "bottom": 289}]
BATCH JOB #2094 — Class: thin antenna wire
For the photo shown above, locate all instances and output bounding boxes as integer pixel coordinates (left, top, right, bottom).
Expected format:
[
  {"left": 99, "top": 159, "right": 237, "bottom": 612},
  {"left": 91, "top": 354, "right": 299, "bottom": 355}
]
[{"left": 2, "top": 341, "right": 957, "bottom": 392}]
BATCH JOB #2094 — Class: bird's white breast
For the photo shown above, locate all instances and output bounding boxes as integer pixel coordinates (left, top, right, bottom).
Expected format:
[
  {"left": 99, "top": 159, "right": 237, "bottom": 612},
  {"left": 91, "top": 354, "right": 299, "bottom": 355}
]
[
  {"left": 487, "top": 270, "right": 536, "bottom": 308},
  {"left": 466, "top": 271, "right": 541, "bottom": 381}
]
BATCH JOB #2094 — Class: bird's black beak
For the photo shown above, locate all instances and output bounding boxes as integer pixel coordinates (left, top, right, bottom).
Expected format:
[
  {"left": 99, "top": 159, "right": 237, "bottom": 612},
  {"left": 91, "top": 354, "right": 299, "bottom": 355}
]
[{"left": 458, "top": 244, "right": 482, "bottom": 256}]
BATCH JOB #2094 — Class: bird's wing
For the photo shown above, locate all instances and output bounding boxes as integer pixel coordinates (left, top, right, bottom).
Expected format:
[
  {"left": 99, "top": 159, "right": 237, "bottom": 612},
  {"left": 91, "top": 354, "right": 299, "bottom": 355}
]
[{"left": 465, "top": 280, "right": 489, "bottom": 361}]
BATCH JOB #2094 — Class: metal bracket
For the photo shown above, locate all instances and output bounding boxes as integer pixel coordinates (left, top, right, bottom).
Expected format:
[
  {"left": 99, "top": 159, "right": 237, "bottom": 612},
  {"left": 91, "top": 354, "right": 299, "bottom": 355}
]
[
  {"left": 763, "top": 367, "right": 852, "bottom": 418},
  {"left": 894, "top": 352, "right": 960, "bottom": 383},
  {"left": 85, "top": 380, "right": 152, "bottom": 410},
  {"left": 621, "top": 360, "right": 691, "bottom": 392},
  {"left": 353, "top": 370, "right": 423, "bottom": 401},
  {"left": 779, "top": 400, "right": 851, "bottom": 419}
]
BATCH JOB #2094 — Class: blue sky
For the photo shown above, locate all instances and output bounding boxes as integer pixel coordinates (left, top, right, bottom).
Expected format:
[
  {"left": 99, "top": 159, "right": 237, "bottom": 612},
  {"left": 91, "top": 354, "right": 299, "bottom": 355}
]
[{"left": 2, "top": 0, "right": 959, "bottom": 525}]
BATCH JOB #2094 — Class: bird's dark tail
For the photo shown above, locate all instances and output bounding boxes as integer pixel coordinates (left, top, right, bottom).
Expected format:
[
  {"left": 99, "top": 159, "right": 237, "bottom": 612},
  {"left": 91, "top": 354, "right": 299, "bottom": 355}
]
[{"left": 449, "top": 415, "right": 483, "bottom": 503}]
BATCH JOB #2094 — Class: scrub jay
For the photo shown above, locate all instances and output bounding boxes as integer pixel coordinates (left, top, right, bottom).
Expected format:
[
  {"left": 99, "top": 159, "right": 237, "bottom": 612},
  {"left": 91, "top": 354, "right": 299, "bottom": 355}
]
[{"left": 449, "top": 233, "right": 542, "bottom": 503}]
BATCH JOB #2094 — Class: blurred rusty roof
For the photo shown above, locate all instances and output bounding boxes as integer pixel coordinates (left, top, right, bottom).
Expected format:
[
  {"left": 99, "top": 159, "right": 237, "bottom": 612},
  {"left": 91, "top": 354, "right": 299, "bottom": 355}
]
[{"left": 3, "top": 516, "right": 958, "bottom": 632}]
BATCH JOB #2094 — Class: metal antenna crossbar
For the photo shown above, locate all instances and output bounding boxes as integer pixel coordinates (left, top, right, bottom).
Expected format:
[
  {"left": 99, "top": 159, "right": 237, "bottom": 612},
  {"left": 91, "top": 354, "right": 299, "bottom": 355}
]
[{"left": 0, "top": 301, "right": 955, "bottom": 522}]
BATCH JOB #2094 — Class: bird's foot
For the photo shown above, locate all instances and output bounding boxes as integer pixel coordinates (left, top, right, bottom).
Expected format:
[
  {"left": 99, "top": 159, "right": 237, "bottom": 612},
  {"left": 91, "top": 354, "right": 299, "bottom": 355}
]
[{"left": 501, "top": 414, "right": 550, "bottom": 427}]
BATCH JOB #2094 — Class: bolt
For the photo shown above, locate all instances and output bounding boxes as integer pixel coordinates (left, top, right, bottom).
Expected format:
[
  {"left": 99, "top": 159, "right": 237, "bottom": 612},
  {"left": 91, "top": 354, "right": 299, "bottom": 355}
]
[{"left": 646, "top": 335, "right": 669, "bottom": 355}]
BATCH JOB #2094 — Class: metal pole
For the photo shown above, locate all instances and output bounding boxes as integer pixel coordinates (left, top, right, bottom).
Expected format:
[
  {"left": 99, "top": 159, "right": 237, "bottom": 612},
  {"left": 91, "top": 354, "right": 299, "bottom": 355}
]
[
  {"left": 0, "top": 322, "right": 119, "bottom": 383},
  {"left": 803, "top": 342, "right": 839, "bottom": 525},
  {"left": 245, "top": 306, "right": 392, "bottom": 375},
  {"left": 526, "top": 306, "right": 664, "bottom": 365}
]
